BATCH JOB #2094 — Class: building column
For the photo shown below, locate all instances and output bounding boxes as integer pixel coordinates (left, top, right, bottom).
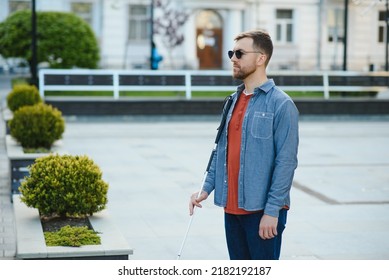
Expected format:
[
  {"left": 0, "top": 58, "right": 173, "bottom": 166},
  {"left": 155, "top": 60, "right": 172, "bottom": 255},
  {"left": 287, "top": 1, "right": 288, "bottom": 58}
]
[
  {"left": 183, "top": 13, "right": 197, "bottom": 69},
  {"left": 223, "top": 9, "right": 243, "bottom": 69}
]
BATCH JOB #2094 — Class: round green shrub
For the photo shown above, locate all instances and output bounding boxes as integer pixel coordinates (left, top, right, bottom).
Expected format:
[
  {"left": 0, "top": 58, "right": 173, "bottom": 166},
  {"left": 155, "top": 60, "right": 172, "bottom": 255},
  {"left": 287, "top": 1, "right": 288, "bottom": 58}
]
[
  {"left": 6, "top": 84, "right": 42, "bottom": 112},
  {"left": 19, "top": 154, "right": 109, "bottom": 217},
  {"left": 9, "top": 103, "right": 65, "bottom": 149}
]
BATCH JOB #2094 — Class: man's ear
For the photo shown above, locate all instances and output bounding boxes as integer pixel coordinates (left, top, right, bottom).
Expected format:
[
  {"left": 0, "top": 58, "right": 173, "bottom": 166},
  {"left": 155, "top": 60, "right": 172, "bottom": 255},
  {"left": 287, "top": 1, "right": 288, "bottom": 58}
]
[{"left": 256, "top": 54, "right": 267, "bottom": 66}]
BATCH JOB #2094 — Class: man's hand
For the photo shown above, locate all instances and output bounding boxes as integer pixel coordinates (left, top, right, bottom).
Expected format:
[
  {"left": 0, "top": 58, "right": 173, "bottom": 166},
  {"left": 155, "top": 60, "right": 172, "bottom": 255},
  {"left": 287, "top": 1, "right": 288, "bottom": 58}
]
[
  {"left": 259, "top": 214, "right": 278, "bottom": 239},
  {"left": 189, "top": 191, "right": 208, "bottom": 216}
]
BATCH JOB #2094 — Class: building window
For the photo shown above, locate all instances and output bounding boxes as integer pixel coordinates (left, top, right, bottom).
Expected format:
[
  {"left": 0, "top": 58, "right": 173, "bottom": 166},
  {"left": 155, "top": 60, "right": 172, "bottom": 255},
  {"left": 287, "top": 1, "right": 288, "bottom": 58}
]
[
  {"left": 276, "top": 9, "right": 293, "bottom": 43},
  {"left": 9, "top": 0, "right": 31, "bottom": 13},
  {"left": 378, "top": 11, "right": 387, "bottom": 43},
  {"left": 128, "top": 5, "right": 150, "bottom": 41},
  {"left": 327, "top": 8, "right": 344, "bottom": 43},
  {"left": 71, "top": 2, "right": 93, "bottom": 26}
]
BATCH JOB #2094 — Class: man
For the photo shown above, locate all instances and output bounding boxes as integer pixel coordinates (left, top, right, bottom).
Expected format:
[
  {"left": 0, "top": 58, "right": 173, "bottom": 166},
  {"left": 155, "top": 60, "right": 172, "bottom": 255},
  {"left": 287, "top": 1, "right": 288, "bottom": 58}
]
[{"left": 189, "top": 30, "right": 299, "bottom": 260}]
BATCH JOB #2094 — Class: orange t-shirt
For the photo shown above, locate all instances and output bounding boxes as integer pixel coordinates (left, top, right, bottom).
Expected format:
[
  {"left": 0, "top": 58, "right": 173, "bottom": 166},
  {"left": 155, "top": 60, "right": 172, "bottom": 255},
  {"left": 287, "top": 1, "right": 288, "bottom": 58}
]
[{"left": 225, "top": 92, "right": 255, "bottom": 215}]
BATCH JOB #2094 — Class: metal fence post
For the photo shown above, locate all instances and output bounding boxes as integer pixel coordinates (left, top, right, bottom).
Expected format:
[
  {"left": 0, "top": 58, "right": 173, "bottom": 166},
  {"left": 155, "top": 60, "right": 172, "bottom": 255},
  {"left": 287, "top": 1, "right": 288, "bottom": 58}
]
[
  {"left": 38, "top": 70, "right": 45, "bottom": 99},
  {"left": 323, "top": 72, "right": 330, "bottom": 99},
  {"left": 185, "top": 71, "right": 192, "bottom": 100},
  {"left": 113, "top": 71, "right": 119, "bottom": 99}
]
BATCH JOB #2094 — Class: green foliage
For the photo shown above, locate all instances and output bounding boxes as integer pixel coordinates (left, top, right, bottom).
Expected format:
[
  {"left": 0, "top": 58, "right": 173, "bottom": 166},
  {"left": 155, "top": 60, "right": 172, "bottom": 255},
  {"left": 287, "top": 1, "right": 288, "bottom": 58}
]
[
  {"left": 9, "top": 103, "right": 65, "bottom": 149},
  {"left": 44, "top": 225, "right": 101, "bottom": 247},
  {"left": 6, "top": 84, "right": 42, "bottom": 112},
  {"left": 0, "top": 10, "right": 99, "bottom": 69},
  {"left": 11, "top": 76, "right": 29, "bottom": 87},
  {"left": 23, "top": 147, "right": 50, "bottom": 153},
  {"left": 19, "top": 154, "right": 109, "bottom": 217}
]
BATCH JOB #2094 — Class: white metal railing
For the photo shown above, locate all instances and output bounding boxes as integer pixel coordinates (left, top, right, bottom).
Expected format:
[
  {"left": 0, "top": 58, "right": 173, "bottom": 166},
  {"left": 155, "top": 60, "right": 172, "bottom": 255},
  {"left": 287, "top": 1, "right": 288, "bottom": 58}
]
[{"left": 39, "top": 69, "right": 389, "bottom": 100}]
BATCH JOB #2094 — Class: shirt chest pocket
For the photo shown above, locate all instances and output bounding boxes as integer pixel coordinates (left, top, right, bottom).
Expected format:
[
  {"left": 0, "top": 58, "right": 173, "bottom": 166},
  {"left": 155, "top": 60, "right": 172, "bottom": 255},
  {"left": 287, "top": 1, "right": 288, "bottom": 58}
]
[{"left": 250, "top": 112, "right": 274, "bottom": 139}]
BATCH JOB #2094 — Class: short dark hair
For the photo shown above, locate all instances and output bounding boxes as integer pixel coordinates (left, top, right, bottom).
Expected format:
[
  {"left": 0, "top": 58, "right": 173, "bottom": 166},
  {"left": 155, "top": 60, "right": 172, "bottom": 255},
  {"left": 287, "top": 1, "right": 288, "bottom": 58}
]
[{"left": 235, "top": 30, "right": 273, "bottom": 66}]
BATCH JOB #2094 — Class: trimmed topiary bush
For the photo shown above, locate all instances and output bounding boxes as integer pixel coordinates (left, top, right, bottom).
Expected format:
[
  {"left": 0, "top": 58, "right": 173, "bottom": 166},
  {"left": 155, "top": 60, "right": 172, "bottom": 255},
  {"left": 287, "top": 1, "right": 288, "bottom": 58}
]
[
  {"left": 9, "top": 103, "right": 65, "bottom": 150},
  {"left": 19, "top": 154, "right": 109, "bottom": 217},
  {"left": 6, "top": 84, "right": 42, "bottom": 112}
]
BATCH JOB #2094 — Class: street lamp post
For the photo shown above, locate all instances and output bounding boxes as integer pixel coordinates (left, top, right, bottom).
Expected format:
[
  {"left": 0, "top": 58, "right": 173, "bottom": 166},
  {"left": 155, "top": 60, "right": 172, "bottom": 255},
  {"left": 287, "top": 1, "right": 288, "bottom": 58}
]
[
  {"left": 150, "top": 0, "right": 154, "bottom": 70},
  {"left": 385, "top": 0, "right": 389, "bottom": 71},
  {"left": 31, "top": 0, "right": 38, "bottom": 86},
  {"left": 343, "top": 0, "right": 349, "bottom": 71}
]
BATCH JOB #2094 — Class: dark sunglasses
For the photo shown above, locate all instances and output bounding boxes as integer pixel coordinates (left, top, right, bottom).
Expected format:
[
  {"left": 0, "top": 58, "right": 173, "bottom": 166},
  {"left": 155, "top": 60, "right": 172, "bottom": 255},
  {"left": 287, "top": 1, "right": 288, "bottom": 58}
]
[{"left": 228, "top": 49, "right": 263, "bottom": 59}]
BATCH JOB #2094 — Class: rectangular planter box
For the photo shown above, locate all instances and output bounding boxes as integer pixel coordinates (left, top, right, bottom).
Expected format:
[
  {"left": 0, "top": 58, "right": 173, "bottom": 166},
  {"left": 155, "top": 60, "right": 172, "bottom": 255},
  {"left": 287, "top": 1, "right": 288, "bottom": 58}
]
[
  {"left": 2, "top": 107, "right": 12, "bottom": 135},
  {"left": 13, "top": 194, "right": 133, "bottom": 260},
  {"left": 5, "top": 135, "right": 64, "bottom": 200}
]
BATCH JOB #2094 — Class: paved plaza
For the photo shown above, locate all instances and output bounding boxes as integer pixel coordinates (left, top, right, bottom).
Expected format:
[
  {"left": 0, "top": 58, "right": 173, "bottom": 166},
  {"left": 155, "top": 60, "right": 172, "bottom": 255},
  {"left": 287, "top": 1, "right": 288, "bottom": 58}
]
[{"left": 1, "top": 74, "right": 389, "bottom": 260}]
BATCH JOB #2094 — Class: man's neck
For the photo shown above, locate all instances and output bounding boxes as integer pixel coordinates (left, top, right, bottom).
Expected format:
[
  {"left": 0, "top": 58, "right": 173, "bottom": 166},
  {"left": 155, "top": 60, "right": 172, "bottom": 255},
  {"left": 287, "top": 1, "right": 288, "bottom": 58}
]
[{"left": 244, "top": 72, "right": 268, "bottom": 94}]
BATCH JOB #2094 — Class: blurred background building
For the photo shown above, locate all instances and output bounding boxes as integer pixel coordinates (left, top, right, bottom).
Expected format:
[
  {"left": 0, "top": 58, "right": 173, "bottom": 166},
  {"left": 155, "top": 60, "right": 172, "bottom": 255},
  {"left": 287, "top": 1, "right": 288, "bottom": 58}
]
[{"left": 0, "top": 0, "right": 387, "bottom": 71}]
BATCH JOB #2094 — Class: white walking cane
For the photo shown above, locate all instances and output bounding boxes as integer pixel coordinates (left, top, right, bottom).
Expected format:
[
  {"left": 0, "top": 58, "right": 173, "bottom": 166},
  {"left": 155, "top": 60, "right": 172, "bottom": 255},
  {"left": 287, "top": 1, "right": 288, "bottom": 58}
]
[{"left": 176, "top": 95, "right": 233, "bottom": 260}]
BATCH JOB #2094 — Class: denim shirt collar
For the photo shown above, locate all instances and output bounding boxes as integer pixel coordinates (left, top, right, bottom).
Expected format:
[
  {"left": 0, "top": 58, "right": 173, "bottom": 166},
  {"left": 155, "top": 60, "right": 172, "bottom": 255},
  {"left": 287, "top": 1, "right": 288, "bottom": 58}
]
[{"left": 236, "top": 79, "right": 275, "bottom": 96}]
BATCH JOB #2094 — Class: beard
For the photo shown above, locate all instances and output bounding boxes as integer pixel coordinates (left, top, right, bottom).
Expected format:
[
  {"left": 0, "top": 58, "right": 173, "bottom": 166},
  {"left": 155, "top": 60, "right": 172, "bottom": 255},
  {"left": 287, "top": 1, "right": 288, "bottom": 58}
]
[{"left": 232, "top": 63, "right": 257, "bottom": 80}]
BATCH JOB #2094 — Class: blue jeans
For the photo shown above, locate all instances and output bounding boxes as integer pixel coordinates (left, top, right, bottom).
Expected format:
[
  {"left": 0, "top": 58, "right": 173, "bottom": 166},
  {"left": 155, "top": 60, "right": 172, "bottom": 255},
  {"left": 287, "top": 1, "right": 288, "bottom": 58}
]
[{"left": 224, "top": 209, "right": 287, "bottom": 260}]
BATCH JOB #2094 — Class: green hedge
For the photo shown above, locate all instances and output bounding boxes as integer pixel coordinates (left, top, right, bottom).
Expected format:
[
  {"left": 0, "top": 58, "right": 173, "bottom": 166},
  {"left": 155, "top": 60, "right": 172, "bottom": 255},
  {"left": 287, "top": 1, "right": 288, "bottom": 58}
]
[{"left": 44, "top": 225, "right": 101, "bottom": 247}]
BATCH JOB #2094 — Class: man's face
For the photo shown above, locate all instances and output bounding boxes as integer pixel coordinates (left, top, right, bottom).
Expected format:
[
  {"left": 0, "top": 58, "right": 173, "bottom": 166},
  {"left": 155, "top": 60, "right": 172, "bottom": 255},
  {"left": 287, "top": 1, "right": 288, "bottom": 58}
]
[{"left": 230, "top": 37, "right": 260, "bottom": 80}]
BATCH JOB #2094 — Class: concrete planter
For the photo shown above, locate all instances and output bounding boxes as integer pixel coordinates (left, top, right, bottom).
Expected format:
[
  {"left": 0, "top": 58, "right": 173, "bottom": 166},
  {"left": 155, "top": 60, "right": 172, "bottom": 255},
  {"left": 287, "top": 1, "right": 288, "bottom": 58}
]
[
  {"left": 13, "top": 194, "right": 133, "bottom": 260},
  {"left": 5, "top": 135, "right": 64, "bottom": 200},
  {"left": 2, "top": 107, "right": 12, "bottom": 135}
]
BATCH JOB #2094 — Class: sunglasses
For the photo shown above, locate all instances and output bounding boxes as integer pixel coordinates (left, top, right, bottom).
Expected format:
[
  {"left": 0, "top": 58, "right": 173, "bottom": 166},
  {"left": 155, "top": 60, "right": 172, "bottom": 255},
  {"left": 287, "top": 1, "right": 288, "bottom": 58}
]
[{"left": 228, "top": 49, "right": 263, "bottom": 59}]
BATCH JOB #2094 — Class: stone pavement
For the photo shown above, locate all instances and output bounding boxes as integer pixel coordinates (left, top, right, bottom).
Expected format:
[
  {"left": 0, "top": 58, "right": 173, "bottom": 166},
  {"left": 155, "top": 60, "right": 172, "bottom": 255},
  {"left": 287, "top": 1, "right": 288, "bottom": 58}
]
[
  {"left": 1, "top": 74, "right": 389, "bottom": 260},
  {"left": 0, "top": 75, "right": 16, "bottom": 259}
]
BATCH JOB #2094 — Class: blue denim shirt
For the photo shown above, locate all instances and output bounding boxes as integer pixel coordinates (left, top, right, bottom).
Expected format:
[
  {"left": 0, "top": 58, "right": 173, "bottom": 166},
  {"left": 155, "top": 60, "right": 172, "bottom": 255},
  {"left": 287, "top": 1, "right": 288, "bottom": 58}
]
[{"left": 203, "top": 79, "right": 299, "bottom": 218}]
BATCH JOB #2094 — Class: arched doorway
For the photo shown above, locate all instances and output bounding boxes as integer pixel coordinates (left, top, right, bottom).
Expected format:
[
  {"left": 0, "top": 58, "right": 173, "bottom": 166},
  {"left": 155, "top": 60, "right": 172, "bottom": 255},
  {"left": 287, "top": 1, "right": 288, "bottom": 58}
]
[{"left": 196, "top": 10, "right": 223, "bottom": 69}]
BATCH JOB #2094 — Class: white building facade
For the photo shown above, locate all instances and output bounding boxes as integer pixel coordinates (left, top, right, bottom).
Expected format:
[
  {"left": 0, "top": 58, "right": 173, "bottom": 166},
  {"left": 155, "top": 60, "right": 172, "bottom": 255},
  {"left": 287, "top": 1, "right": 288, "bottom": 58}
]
[{"left": 0, "top": 0, "right": 387, "bottom": 71}]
